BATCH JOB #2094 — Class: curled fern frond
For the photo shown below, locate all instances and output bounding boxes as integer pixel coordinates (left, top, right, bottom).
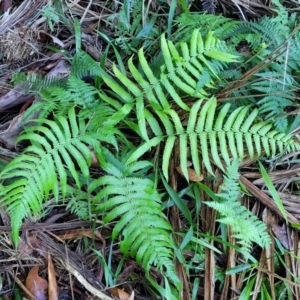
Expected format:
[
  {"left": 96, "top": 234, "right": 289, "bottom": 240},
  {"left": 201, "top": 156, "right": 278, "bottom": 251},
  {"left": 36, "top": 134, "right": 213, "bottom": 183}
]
[{"left": 89, "top": 148, "right": 181, "bottom": 289}]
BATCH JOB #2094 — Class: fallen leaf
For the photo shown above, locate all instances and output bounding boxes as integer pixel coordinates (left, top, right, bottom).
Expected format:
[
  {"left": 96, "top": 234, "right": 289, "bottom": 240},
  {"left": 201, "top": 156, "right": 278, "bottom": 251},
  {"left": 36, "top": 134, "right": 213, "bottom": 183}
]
[
  {"left": 39, "top": 31, "right": 64, "bottom": 47},
  {"left": 25, "top": 266, "right": 48, "bottom": 300},
  {"left": 18, "top": 234, "right": 48, "bottom": 259},
  {"left": 48, "top": 253, "right": 58, "bottom": 300},
  {"left": 127, "top": 291, "right": 135, "bottom": 300},
  {"left": 271, "top": 224, "right": 290, "bottom": 250},
  {"left": 108, "top": 287, "right": 134, "bottom": 300},
  {"left": 56, "top": 229, "right": 103, "bottom": 241},
  {"left": 176, "top": 166, "right": 204, "bottom": 182}
]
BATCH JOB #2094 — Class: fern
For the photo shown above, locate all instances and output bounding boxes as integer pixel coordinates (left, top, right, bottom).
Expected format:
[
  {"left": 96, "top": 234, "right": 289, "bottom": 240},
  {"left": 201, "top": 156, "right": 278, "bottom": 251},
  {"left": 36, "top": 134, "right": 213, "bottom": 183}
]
[
  {"left": 97, "top": 28, "right": 300, "bottom": 180},
  {"left": 214, "top": 12, "right": 300, "bottom": 133},
  {"left": 227, "top": 16, "right": 278, "bottom": 49},
  {"left": 71, "top": 50, "right": 103, "bottom": 79},
  {"left": 131, "top": 96, "right": 299, "bottom": 180},
  {"left": 205, "top": 159, "right": 271, "bottom": 255},
  {"left": 0, "top": 107, "right": 115, "bottom": 243},
  {"left": 12, "top": 72, "right": 67, "bottom": 92},
  {"left": 23, "top": 75, "right": 102, "bottom": 120},
  {"left": 89, "top": 147, "right": 181, "bottom": 289},
  {"left": 2, "top": 18, "right": 300, "bottom": 295},
  {"left": 174, "top": 13, "right": 240, "bottom": 42},
  {"left": 249, "top": 71, "right": 297, "bottom": 132}
]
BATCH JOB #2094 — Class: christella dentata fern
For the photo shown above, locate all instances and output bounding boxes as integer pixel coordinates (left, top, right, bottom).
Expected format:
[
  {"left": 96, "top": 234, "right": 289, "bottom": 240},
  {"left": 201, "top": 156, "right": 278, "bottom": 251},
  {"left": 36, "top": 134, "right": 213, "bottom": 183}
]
[
  {"left": 89, "top": 147, "right": 181, "bottom": 289},
  {"left": 1, "top": 22, "right": 300, "bottom": 294},
  {"left": 98, "top": 29, "right": 300, "bottom": 181},
  {"left": 205, "top": 160, "right": 271, "bottom": 255},
  {"left": 0, "top": 107, "right": 118, "bottom": 243}
]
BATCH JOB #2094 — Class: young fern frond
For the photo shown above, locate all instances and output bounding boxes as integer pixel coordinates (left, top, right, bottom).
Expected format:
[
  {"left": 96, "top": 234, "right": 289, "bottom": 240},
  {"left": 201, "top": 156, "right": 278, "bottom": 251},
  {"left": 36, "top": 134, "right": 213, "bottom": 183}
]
[
  {"left": 24, "top": 75, "right": 101, "bottom": 120},
  {"left": 0, "top": 107, "right": 111, "bottom": 244},
  {"left": 89, "top": 148, "right": 181, "bottom": 289},
  {"left": 71, "top": 50, "right": 103, "bottom": 79},
  {"left": 205, "top": 159, "right": 271, "bottom": 255}
]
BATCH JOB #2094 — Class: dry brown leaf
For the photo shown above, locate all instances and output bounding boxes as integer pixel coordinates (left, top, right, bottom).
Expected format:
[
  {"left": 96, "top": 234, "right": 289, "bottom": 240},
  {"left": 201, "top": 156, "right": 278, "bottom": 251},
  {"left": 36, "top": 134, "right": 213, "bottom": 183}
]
[
  {"left": 40, "top": 31, "right": 64, "bottom": 47},
  {"left": 25, "top": 266, "right": 48, "bottom": 300},
  {"left": 271, "top": 224, "right": 290, "bottom": 250},
  {"left": 18, "top": 234, "right": 48, "bottom": 259},
  {"left": 48, "top": 253, "right": 58, "bottom": 300},
  {"left": 56, "top": 229, "right": 103, "bottom": 240},
  {"left": 108, "top": 287, "right": 134, "bottom": 300},
  {"left": 176, "top": 166, "right": 204, "bottom": 182}
]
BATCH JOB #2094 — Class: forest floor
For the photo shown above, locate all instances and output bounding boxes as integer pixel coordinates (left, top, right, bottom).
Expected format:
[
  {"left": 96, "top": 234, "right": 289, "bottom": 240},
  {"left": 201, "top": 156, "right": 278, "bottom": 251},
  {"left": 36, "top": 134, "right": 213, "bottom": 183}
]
[{"left": 0, "top": 0, "right": 300, "bottom": 299}]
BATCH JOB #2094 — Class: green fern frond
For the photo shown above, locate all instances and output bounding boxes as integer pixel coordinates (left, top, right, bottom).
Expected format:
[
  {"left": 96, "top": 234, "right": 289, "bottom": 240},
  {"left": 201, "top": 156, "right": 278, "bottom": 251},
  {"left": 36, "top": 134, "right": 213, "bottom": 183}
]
[
  {"left": 205, "top": 159, "right": 271, "bottom": 255},
  {"left": 100, "top": 30, "right": 238, "bottom": 141},
  {"left": 174, "top": 13, "right": 240, "bottom": 42},
  {"left": 89, "top": 148, "right": 181, "bottom": 289},
  {"left": 250, "top": 71, "right": 297, "bottom": 132},
  {"left": 226, "top": 16, "right": 278, "bottom": 45},
  {"left": 257, "top": 96, "right": 293, "bottom": 132},
  {"left": 25, "top": 76, "right": 101, "bottom": 120},
  {"left": 71, "top": 50, "right": 103, "bottom": 79},
  {"left": 66, "top": 75, "right": 100, "bottom": 108},
  {"left": 0, "top": 107, "right": 109, "bottom": 244},
  {"left": 12, "top": 72, "right": 67, "bottom": 92},
  {"left": 127, "top": 97, "right": 300, "bottom": 180}
]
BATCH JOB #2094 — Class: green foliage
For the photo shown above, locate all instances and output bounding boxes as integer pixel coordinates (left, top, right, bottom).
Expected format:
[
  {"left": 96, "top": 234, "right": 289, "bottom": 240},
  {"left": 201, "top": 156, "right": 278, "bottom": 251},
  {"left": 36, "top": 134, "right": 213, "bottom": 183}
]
[
  {"left": 89, "top": 147, "right": 181, "bottom": 289},
  {"left": 42, "top": 5, "right": 60, "bottom": 31},
  {"left": 99, "top": 29, "right": 299, "bottom": 180},
  {"left": 224, "top": 11, "right": 300, "bottom": 132},
  {"left": 174, "top": 13, "right": 240, "bottom": 42},
  {"left": 106, "top": 0, "right": 160, "bottom": 55},
  {"left": 1, "top": 10, "right": 300, "bottom": 297},
  {"left": 205, "top": 160, "right": 271, "bottom": 255},
  {"left": 176, "top": 10, "right": 300, "bottom": 133},
  {"left": 12, "top": 72, "right": 67, "bottom": 91},
  {"left": 0, "top": 107, "right": 108, "bottom": 242}
]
